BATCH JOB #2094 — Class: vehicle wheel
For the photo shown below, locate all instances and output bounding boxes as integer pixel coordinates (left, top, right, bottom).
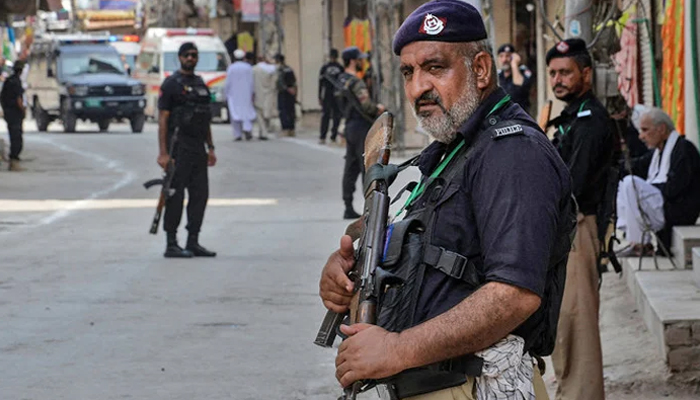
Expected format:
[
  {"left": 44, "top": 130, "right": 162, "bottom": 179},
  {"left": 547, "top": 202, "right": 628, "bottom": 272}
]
[
  {"left": 62, "top": 110, "right": 77, "bottom": 133},
  {"left": 130, "top": 113, "right": 145, "bottom": 133},
  {"left": 33, "top": 98, "right": 50, "bottom": 132},
  {"left": 98, "top": 119, "right": 110, "bottom": 132}
]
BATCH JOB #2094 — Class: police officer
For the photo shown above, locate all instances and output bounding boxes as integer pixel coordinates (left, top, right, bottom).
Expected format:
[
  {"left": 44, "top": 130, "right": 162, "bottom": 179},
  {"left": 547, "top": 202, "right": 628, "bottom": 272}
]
[
  {"left": 275, "top": 54, "right": 297, "bottom": 137},
  {"left": 318, "top": 49, "right": 343, "bottom": 144},
  {"left": 497, "top": 44, "right": 533, "bottom": 113},
  {"left": 546, "top": 38, "right": 615, "bottom": 400},
  {"left": 157, "top": 42, "right": 217, "bottom": 258},
  {"left": 319, "top": 1, "right": 574, "bottom": 398},
  {"left": 338, "top": 46, "right": 385, "bottom": 219},
  {"left": 1, "top": 60, "right": 26, "bottom": 172}
]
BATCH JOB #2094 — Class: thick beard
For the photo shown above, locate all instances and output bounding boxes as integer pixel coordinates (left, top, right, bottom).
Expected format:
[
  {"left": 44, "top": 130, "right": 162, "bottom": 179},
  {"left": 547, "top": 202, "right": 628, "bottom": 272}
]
[
  {"left": 181, "top": 63, "right": 195, "bottom": 72},
  {"left": 412, "top": 78, "right": 480, "bottom": 144}
]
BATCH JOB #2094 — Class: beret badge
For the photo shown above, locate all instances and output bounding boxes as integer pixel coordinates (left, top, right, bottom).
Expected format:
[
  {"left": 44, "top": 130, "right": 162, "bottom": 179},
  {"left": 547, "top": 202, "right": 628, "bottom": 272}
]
[
  {"left": 556, "top": 41, "right": 569, "bottom": 53},
  {"left": 419, "top": 13, "right": 447, "bottom": 35}
]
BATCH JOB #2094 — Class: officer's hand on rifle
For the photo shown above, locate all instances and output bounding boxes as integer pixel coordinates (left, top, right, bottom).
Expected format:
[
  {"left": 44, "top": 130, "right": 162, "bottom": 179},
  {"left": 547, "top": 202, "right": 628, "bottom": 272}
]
[
  {"left": 377, "top": 104, "right": 386, "bottom": 114},
  {"left": 157, "top": 154, "right": 171, "bottom": 170},
  {"left": 319, "top": 235, "right": 355, "bottom": 313},
  {"left": 207, "top": 149, "right": 217, "bottom": 167},
  {"left": 335, "top": 323, "right": 403, "bottom": 387}
]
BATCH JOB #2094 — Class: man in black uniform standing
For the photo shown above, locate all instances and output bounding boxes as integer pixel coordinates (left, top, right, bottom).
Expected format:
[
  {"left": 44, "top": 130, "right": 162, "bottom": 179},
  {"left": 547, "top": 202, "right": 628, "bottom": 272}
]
[
  {"left": 318, "top": 48, "right": 343, "bottom": 144},
  {"left": 497, "top": 44, "right": 533, "bottom": 113},
  {"left": 547, "top": 38, "right": 614, "bottom": 400},
  {"left": 1, "top": 61, "right": 26, "bottom": 172},
  {"left": 275, "top": 54, "right": 297, "bottom": 137},
  {"left": 157, "top": 42, "right": 217, "bottom": 259},
  {"left": 338, "top": 46, "right": 384, "bottom": 219},
  {"left": 318, "top": 1, "right": 574, "bottom": 397}
]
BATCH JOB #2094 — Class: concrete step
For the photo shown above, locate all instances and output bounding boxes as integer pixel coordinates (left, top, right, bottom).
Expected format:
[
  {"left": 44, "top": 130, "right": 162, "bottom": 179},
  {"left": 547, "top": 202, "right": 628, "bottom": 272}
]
[
  {"left": 622, "top": 258, "right": 700, "bottom": 374},
  {"left": 693, "top": 248, "right": 700, "bottom": 288},
  {"left": 672, "top": 226, "right": 700, "bottom": 268}
]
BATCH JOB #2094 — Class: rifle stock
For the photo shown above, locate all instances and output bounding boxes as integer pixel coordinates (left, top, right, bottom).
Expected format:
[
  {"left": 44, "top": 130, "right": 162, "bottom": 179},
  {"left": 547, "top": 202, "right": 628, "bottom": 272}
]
[
  {"left": 145, "top": 128, "right": 179, "bottom": 235},
  {"left": 538, "top": 100, "right": 553, "bottom": 131}
]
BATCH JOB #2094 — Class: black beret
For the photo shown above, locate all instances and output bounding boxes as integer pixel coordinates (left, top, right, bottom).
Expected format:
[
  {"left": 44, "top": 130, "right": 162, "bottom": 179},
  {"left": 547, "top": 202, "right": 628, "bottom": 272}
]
[
  {"left": 545, "top": 38, "right": 589, "bottom": 64},
  {"left": 342, "top": 46, "right": 368, "bottom": 62},
  {"left": 178, "top": 42, "right": 198, "bottom": 56},
  {"left": 497, "top": 43, "right": 515, "bottom": 54},
  {"left": 392, "top": 0, "right": 487, "bottom": 55}
]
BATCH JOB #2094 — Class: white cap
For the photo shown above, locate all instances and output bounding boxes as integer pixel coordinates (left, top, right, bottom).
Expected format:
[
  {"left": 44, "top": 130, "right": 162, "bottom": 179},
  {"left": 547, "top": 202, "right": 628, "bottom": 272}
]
[
  {"left": 233, "top": 49, "right": 245, "bottom": 60},
  {"left": 631, "top": 104, "right": 648, "bottom": 131}
]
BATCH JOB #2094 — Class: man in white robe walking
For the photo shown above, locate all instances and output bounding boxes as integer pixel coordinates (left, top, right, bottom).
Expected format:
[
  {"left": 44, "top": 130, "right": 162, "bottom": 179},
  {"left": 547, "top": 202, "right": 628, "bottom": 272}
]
[
  {"left": 252, "top": 56, "right": 277, "bottom": 139},
  {"left": 224, "top": 50, "right": 261, "bottom": 141}
]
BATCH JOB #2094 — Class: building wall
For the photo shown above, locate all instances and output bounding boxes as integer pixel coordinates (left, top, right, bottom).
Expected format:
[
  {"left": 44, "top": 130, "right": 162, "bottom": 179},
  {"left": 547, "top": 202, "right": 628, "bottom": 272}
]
[{"left": 298, "top": 0, "right": 325, "bottom": 110}]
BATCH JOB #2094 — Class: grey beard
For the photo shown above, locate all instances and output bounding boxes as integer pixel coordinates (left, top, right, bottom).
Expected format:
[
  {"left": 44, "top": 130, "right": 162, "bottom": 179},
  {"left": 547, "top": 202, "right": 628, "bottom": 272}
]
[{"left": 412, "top": 81, "right": 480, "bottom": 144}]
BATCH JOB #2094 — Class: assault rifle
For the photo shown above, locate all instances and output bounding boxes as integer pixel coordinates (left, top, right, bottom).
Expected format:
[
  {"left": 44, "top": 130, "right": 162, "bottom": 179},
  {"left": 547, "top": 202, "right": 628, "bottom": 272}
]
[
  {"left": 322, "top": 71, "right": 375, "bottom": 123},
  {"left": 144, "top": 128, "right": 179, "bottom": 235},
  {"left": 314, "top": 112, "right": 396, "bottom": 400}
]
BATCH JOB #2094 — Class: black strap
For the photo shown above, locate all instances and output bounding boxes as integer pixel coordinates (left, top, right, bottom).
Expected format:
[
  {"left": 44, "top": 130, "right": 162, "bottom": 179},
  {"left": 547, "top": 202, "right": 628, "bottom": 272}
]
[
  {"left": 423, "top": 244, "right": 482, "bottom": 286},
  {"left": 385, "top": 355, "right": 484, "bottom": 398}
]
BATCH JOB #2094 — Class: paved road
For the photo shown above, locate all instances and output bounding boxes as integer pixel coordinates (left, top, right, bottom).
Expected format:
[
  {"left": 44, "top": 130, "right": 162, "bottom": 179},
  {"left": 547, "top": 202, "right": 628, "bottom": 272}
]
[{"left": 0, "top": 120, "right": 416, "bottom": 399}]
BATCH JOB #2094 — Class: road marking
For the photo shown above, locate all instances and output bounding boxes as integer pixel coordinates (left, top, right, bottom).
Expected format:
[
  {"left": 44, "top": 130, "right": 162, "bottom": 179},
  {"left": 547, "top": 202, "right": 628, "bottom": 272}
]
[
  {"left": 0, "top": 198, "right": 278, "bottom": 212},
  {"left": 22, "top": 136, "right": 136, "bottom": 225},
  {"left": 279, "top": 137, "right": 346, "bottom": 155}
]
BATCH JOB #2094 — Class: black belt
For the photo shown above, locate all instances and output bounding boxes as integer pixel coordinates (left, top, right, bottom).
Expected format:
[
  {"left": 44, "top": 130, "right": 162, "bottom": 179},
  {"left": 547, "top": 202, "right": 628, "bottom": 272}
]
[{"left": 383, "top": 355, "right": 484, "bottom": 399}]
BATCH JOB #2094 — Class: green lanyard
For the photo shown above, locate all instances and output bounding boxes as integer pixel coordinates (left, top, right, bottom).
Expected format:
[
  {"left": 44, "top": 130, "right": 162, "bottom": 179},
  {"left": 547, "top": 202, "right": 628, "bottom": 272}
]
[
  {"left": 395, "top": 94, "right": 512, "bottom": 218},
  {"left": 557, "top": 99, "right": 589, "bottom": 137}
]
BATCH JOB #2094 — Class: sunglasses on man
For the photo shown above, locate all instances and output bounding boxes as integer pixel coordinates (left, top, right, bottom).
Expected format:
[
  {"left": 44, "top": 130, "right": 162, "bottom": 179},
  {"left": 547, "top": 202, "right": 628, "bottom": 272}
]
[{"left": 182, "top": 52, "right": 199, "bottom": 59}]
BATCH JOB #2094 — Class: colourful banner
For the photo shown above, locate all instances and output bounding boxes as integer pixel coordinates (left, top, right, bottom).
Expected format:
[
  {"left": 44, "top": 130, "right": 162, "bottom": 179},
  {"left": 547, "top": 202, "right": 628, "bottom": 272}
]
[{"left": 661, "top": 0, "right": 685, "bottom": 133}]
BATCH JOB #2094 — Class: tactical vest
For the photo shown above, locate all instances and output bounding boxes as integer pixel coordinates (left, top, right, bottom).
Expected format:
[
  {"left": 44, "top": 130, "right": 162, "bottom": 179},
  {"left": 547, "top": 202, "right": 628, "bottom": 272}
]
[
  {"left": 169, "top": 74, "right": 212, "bottom": 140},
  {"left": 375, "top": 118, "right": 577, "bottom": 398}
]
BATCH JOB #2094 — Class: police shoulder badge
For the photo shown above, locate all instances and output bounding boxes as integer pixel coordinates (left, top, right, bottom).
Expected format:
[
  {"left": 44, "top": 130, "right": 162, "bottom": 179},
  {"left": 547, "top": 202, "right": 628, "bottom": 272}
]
[
  {"left": 492, "top": 124, "right": 524, "bottom": 139},
  {"left": 419, "top": 13, "right": 447, "bottom": 36}
]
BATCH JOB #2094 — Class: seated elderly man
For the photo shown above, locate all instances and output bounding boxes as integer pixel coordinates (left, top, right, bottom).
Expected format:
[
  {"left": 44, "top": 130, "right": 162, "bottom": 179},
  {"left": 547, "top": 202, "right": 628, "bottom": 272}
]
[{"left": 616, "top": 107, "right": 700, "bottom": 257}]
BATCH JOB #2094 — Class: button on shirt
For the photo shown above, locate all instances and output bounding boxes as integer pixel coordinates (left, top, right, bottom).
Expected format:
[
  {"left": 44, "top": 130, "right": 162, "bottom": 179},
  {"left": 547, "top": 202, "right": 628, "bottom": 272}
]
[{"left": 406, "top": 88, "right": 572, "bottom": 348}]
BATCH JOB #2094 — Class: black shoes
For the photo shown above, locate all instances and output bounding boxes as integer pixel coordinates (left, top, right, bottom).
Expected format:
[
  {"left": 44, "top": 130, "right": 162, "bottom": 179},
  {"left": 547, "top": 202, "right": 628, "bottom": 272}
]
[
  {"left": 164, "top": 232, "right": 216, "bottom": 258},
  {"left": 343, "top": 208, "right": 361, "bottom": 219},
  {"left": 186, "top": 233, "right": 217, "bottom": 257},
  {"left": 164, "top": 233, "right": 193, "bottom": 258}
]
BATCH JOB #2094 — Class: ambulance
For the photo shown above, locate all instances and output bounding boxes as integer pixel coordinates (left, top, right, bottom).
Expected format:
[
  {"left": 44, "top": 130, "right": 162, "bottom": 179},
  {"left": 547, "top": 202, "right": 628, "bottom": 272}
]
[{"left": 134, "top": 28, "right": 231, "bottom": 122}]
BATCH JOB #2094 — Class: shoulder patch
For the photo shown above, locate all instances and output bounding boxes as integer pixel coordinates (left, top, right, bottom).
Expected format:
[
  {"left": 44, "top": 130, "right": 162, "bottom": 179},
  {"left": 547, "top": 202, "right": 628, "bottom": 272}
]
[
  {"left": 492, "top": 124, "right": 524, "bottom": 139},
  {"left": 577, "top": 109, "right": 592, "bottom": 118}
]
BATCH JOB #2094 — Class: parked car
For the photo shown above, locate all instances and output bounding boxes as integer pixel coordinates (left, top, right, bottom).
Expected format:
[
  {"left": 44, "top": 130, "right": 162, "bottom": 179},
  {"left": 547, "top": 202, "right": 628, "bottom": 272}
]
[{"left": 27, "top": 33, "right": 147, "bottom": 133}]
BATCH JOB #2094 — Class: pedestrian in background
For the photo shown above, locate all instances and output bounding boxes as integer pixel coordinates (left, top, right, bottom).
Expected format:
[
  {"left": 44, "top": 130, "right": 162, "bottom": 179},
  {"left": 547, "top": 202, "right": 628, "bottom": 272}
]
[
  {"left": 1, "top": 61, "right": 26, "bottom": 171},
  {"left": 252, "top": 55, "right": 277, "bottom": 139},
  {"left": 497, "top": 44, "right": 534, "bottom": 114},
  {"left": 337, "top": 46, "right": 384, "bottom": 219},
  {"left": 318, "top": 48, "right": 343, "bottom": 144},
  {"left": 275, "top": 54, "right": 297, "bottom": 137},
  {"left": 225, "top": 49, "right": 259, "bottom": 141}
]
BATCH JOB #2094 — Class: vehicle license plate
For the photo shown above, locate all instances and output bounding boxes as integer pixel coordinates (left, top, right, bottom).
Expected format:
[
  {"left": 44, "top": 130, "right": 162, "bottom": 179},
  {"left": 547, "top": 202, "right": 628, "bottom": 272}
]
[
  {"left": 220, "top": 107, "right": 228, "bottom": 121},
  {"left": 85, "top": 99, "right": 101, "bottom": 107},
  {"left": 106, "top": 102, "right": 119, "bottom": 107}
]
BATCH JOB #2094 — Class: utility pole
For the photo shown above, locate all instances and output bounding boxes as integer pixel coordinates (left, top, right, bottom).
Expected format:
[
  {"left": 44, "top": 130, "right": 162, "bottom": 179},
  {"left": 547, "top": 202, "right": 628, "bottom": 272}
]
[{"left": 564, "top": 0, "right": 592, "bottom": 42}]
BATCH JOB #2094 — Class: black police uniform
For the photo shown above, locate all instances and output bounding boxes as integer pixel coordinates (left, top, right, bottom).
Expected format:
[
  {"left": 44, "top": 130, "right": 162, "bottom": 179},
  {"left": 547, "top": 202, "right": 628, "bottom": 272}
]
[
  {"left": 552, "top": 90, "right": 615, "bottom": 216},
  {"left": 498, "top": 66, "right": 533, "bottom": 113},
  {"left": 377, "top": 89, "right": 574, "bottom": 397},
  {"left": 318, "top": 60, "right": 343, "bottom": 141},
  {"left": 338, "top": 71, "right": 378, "bottom": 217},
  {"left": 0, "top": 72, "right": 25, "bottom": 161},
  {"left": 158, "top": 71, "right": 212, "bottom": 241},
  {"left": 277, "top": 65, "right": 297, "bottom": 131}
]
